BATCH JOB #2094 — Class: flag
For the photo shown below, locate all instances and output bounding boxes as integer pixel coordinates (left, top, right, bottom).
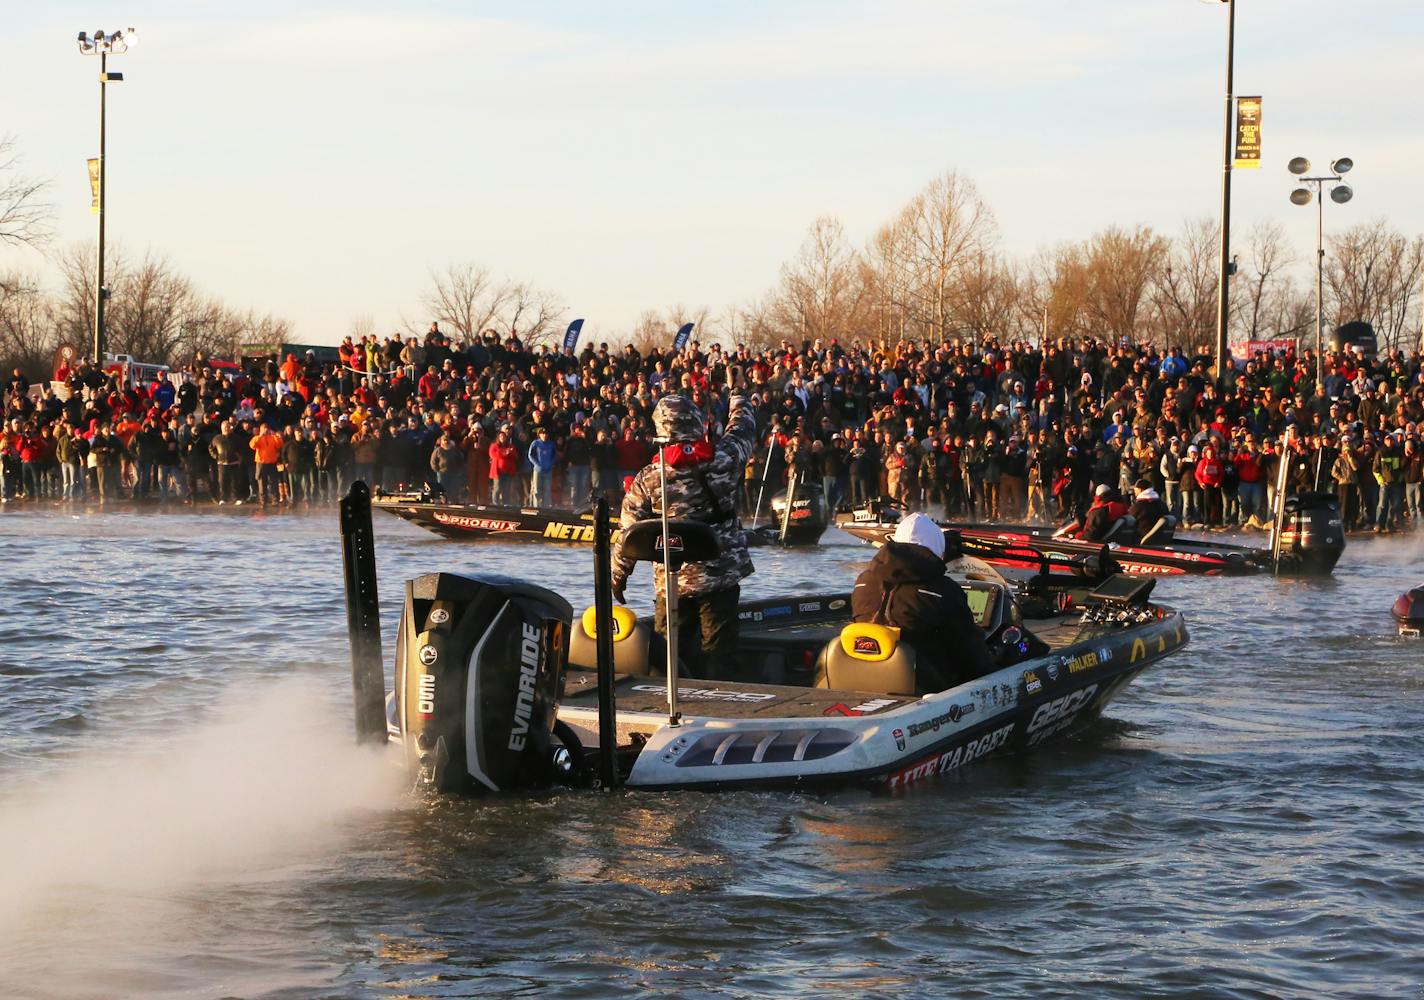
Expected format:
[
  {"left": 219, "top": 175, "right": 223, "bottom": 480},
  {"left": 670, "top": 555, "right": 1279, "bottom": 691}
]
[
  {"left": 672, "top": 322, "right": 694, "bottom": 351},
  {"left": 87, "top": 158, "right": 100, "bottom": 213},
  {"left": 1234, "top": 97, "right": 1262, "bottom": 170},
  {"left": 562, "top": 318, "right": 584, "bottom": 354}
]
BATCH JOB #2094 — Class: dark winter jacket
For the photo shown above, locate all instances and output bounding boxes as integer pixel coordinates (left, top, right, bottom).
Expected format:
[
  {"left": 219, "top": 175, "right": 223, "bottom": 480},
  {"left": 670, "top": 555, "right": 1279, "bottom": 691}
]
[{"left": 851, "top": 540, "right": 996, "bottom": 691}]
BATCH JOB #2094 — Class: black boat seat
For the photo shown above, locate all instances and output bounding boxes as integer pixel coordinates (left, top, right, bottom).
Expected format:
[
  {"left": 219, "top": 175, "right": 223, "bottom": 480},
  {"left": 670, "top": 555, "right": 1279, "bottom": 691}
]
[
  {"left": 568, "top": 604, "right": 653, "bottom": 674},
  {"left": 813, "top": 622, "right": 917, "bottom": 696}
]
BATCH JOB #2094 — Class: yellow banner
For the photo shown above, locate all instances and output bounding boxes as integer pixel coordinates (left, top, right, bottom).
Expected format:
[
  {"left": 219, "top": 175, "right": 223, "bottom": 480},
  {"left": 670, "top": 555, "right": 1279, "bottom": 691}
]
[
  {"left": 87, "top": 158, "right": 100, "bottom": 213},
  {"left": 1234, "top": 96, "right": 1262, "bottom": 170}
]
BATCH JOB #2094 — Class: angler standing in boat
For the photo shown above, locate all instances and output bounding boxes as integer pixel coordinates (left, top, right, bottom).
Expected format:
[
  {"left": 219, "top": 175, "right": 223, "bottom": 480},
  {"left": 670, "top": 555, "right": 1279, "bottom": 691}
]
[{"left": 611, "top": 367, "right": 756, "bottom": 681}]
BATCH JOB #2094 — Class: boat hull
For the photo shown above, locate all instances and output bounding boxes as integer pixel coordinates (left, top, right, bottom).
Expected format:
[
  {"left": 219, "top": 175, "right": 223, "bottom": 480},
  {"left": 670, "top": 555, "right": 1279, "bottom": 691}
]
[
  {"left": 376, "top": 495, "right": 828, "bottom": 547},
  {"left": 554, "top": 607, "right": 1188, "bottom": 792}
]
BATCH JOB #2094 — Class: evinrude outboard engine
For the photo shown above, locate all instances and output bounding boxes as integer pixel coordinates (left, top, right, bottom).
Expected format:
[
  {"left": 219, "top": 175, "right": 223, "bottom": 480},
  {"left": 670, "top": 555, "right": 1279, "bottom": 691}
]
[
  {"left": 1276, "top": 492, "right": 1346, "bottom": 576},
  {"left": 394, "top": 573, "right": 572, "bottom": 793},
  {"left": 1394, "top": 586, "right": 1424, "bottom": 638}
]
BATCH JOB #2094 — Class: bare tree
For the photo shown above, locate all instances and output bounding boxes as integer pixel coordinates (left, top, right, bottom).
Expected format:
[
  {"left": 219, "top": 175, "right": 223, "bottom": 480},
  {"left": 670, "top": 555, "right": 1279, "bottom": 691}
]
[
  {"left": 772, "top": 216, "right": 871, "bottom": 342},
  {"left": 493, "top": 281, "right": 565, "bottom": 345},
  {"left": 949, "top": 251, "right": 1020, "bottom": 340},
  {"left": 349, "top": 315, "right": 376, "bottom": 342},
  {"left": 0, "top": 274, "right": 57, "bottom": 376},
  {"left": 894, "top": 170, "right": 999, "bottom": 341},
  {"left": 106, "top": 252, "right": 194, "bottom": 361},
  {"left": 1235, "top": 220, "right": 1298, "bottom": 343},
  {"left": 0, "top": 135, "right": 50, "bottom": 253},
  {"left": 421, "top": 262, "right": 512, "bottom": 340},
  {"left": 1325, "top": 220, "right": 1424, "bottom": 352},
  {"left": 1078, "top": 225, "right": 1169, "bottom": 342},
  {"left": 1149, "top": 218, "right": 1218, "bottom": 349}
]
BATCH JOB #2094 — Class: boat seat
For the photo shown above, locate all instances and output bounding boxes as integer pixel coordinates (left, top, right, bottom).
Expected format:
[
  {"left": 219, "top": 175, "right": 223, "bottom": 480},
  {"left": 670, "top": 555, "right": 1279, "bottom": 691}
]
[
  {"left": 568, "top": 604, "right": 653, "bottom": 674},
  {"left": 813, "top": 622, "right": 917, "bottom": 696}
]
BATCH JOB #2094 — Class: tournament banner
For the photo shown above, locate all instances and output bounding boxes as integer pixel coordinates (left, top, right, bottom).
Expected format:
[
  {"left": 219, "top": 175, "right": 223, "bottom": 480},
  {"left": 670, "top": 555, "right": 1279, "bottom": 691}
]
[
  {"left": 87, "top": 158, "right": 100, "bottom": 213},
  {"left": 562, "top": 317, "right": 584, "bottom": 354},
  {"left": 672, "top": 322, "right": 694, "bottom": 352},
  {"left": 1234, "top": 96, "right": 1262, "bottom": 170}
]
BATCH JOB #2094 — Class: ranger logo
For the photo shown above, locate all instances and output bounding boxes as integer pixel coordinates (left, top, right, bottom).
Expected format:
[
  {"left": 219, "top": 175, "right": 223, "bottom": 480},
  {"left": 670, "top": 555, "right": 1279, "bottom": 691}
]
[{"left": 853, "top": 636, "right": 881, "bottom": 655}]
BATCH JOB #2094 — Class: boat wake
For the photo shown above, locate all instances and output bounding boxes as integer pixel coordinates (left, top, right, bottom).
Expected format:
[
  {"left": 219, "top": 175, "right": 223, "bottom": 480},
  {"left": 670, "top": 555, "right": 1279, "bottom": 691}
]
[{"left": 0, "top": 677, "right": 403, "bottom": 999}]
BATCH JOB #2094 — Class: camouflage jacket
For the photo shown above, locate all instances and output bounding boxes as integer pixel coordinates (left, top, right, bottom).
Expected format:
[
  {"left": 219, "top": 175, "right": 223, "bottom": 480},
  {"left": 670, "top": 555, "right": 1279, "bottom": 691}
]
[{"left": 613, "top": 392, "right": 756, "bottom": 599}]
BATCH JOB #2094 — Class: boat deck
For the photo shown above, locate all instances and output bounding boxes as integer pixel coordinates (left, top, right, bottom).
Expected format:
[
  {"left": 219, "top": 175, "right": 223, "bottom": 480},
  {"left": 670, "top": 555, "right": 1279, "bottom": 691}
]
[
  {"left": 559, "top": 603, "right": 1096, "bottom": 721},
  {"left": 561, "top": 670, "right": 916, "bottom": 718}
]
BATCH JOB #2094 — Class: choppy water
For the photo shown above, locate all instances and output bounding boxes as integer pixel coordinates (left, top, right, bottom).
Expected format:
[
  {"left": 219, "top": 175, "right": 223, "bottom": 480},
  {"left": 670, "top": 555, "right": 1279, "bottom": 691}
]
[{"left": 0, "top": 505, "right": 1420, "bottom": 999}]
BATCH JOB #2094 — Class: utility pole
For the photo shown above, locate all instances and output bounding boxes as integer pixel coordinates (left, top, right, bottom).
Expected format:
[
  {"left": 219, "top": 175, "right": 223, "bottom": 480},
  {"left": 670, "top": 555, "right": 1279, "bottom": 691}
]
[
  {"left": 1213, "top": 0, "right": 1236, "bottom": 392},
  {"left": 77, "top": 28, "right": 137, "bottom": 367}
]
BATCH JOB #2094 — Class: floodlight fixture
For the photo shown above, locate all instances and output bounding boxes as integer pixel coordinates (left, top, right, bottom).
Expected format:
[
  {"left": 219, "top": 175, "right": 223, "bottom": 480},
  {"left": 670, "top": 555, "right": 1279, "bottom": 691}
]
[
  {"left": 1288, "top": 157, "right": 1311, "bottom": 175},
  {"left": 1290, "top": 188, "right": 1313, "bottom": 206}
]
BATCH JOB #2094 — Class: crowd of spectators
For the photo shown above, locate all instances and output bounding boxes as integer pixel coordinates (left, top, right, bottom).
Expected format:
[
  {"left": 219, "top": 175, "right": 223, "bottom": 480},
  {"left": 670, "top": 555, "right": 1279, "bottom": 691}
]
[{"left": 3, "top": 325, "right": 1422, "bottom": 533}]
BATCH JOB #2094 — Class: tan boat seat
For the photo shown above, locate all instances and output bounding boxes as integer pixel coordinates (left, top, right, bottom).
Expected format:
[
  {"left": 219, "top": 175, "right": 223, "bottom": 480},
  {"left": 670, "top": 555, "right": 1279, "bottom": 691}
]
[{"left": 813, "top": 622, "right": 917, "bottom": 696}]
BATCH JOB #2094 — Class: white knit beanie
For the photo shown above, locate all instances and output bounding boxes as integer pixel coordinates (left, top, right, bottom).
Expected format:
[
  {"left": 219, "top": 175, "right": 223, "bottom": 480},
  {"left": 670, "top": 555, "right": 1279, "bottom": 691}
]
[{"left": 892, "top": 512, "right": 945, "bottom": 559}]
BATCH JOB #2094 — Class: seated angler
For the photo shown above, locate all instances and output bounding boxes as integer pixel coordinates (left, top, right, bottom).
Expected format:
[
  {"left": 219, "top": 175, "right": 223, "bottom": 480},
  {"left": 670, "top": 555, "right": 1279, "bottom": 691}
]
[
  {"left": 1056, "top": 484, "right": 1133, "bottom": 542},
  {"left": 1129, "top": 479, "right": 1175, "bottom": 542},
  {"left": 851, "top": 512, "right": 996, "bottom": 693}
]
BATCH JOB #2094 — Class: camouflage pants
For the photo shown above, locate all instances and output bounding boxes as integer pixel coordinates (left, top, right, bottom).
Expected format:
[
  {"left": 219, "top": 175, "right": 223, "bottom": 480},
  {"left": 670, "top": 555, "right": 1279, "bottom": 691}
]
[{"left": 653, "top": 584, "right": 741, "bottom": 682}]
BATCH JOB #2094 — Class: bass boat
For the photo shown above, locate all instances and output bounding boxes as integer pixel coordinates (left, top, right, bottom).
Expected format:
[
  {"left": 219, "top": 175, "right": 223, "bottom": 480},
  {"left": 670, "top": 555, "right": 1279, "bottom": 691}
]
[
  {"left": 342, "top": 481, "right": 1189, "bottom": 794},
  {"left": 372, "top": 486, "right": 828, "bottom": 547},
  {"left": 838, "top": 493, "right": 1344, "bottom": 578}
]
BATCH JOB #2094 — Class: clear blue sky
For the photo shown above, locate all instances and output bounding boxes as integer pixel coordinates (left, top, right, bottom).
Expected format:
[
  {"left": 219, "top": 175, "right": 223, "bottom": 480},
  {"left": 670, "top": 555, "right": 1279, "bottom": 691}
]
[{"left": 3, "top": 1, "right": 1420, "bottom": 344}]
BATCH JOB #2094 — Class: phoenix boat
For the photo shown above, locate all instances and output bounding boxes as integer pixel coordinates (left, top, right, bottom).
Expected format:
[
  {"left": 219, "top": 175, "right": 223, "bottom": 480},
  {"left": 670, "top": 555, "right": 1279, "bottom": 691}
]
[
  {"left": 342, "top": 482, "right": 1189, "bottom": 794},
  {"left": 837, "top": 492, "right": 1345, "bottom": 578},
  {"left": 372, "top": 486, "right": 828, "bottom": 547}
]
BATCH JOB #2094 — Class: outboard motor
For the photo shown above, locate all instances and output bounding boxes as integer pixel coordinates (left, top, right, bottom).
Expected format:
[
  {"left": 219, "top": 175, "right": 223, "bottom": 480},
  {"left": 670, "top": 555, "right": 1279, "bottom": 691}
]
[
  {"left": 1394, "top": 586, "right": 1424, "bottom": 638},
  {"left": 394, "top": 573, "right": 572, "bottom": 793},
  {"left": 1277, "top": 492, "right": 1346, "bottom": 576},
  {"left": 769, "top": 486, "right": 830, "bottom": 545}
]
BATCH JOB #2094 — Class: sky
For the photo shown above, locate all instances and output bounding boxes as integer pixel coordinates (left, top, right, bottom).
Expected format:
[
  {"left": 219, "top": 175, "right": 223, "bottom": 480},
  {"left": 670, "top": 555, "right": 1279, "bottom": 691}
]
[{"left": 2, "top": 1, "right": 1421, "bottom": 346}]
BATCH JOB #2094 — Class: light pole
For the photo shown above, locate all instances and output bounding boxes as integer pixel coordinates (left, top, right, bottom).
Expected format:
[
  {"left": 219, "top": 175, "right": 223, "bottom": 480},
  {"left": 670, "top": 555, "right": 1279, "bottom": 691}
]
[
  {"left": 1288, "top": 156, "right": 1354, "bottom": 385},
  {"left": 1212, "top": 0, "right": 1236, "bottom": 391},
  {"left": 76, "top": 27, "right": 137, "bottom": 369}
]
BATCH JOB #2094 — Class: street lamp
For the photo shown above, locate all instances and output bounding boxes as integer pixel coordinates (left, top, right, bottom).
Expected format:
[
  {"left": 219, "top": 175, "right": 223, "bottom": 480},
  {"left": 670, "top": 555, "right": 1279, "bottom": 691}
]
[
  {"left": 76, "top": 27, "right": 138, "bottom": 369},
  {"left": 1288, "top": 155, "right": 1354, "bottom": 385},
  {"left": 1211, "top": 0, "right": 1236, "bottom": 391}
]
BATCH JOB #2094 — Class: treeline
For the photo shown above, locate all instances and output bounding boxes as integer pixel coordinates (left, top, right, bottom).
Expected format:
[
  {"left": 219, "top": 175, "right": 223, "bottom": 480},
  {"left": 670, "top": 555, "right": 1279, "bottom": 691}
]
[
  {"left": 0, "top": 244, "right": 290, "bottom": 377},
  {"left": 724, "top": 170, "right": 1424, "bottom": 354},
  {"left": 5, "top": 161, "right": 1422, "bottom": 381}
]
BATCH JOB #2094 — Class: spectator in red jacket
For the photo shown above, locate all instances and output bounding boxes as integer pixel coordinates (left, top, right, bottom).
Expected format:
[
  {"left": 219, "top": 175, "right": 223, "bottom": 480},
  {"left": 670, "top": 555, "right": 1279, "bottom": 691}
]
[
  {"left": 488, "top": 428, "right": 519, "bottom": 505},
  {"left": 1195, "top": 443, "right": 1226, "bottom": 526}
]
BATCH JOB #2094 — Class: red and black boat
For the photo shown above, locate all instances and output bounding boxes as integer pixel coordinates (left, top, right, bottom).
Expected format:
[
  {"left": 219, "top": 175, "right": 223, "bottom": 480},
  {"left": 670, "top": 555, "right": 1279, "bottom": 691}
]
[
  {"left": 372, "top": 487, "right": 828, "bottom": 547},
  {"left": 837, "top": 494, "right": 1344, "bottom": 578}
]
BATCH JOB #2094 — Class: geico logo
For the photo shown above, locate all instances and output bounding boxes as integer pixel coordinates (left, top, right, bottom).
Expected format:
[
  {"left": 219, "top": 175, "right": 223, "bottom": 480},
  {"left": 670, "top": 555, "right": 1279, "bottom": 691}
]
[
  {"left": 1027, "top": 684, "right": 1099, "bottom": 734},
  {"left": 630, "top": 684, "right": 777, "bottom": 704}
]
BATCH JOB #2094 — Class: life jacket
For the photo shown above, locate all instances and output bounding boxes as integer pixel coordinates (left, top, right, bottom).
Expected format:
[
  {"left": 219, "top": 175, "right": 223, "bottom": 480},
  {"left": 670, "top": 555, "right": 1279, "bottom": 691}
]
[{"left": 656, "top": 439, "right": 734, "bottom": 525}]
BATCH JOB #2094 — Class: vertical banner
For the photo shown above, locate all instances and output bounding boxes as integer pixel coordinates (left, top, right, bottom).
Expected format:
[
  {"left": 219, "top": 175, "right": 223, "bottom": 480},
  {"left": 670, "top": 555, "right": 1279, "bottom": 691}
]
[
  {"left": 672, "top": 322, "right": 694, "bottom": 352},
  {"left": 86, "top": 158, "right": 101, "bottom": 213},
  {"left": 562, "top": 317, "right": 584, "bottom": 354},
  {"left": 1234, "top": 96, "right": 1262, "bottom": 169}
]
